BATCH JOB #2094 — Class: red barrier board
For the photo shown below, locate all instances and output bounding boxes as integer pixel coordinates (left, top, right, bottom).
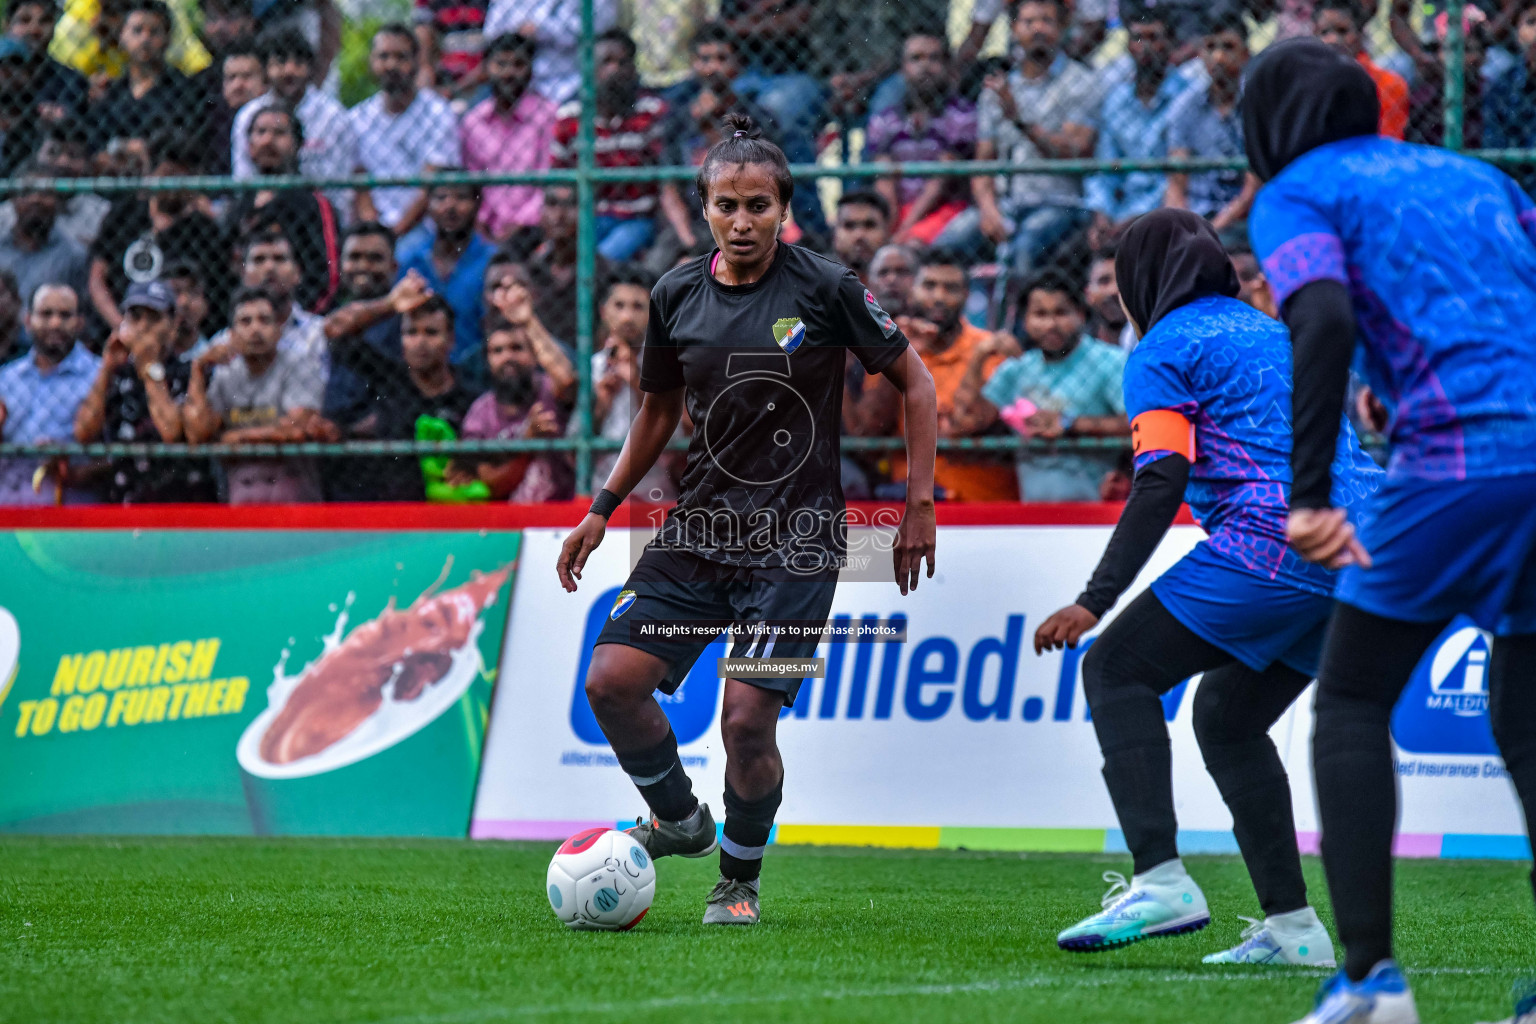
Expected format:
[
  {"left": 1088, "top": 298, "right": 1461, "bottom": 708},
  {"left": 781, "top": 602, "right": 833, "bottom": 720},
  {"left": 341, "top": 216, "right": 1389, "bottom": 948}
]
[{"left": 0, "top": 501, "right": 1193, "bottom": 531}]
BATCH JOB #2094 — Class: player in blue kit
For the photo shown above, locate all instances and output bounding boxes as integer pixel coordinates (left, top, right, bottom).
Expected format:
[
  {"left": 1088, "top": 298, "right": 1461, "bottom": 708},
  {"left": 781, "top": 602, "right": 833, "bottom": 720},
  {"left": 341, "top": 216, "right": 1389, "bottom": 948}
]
[
  {"left": 1034, "top": 209, "right": 1381, "bottom": 964},
  {"left": 1245, "top": 38, "right": 1536, "bottom": 1024}
]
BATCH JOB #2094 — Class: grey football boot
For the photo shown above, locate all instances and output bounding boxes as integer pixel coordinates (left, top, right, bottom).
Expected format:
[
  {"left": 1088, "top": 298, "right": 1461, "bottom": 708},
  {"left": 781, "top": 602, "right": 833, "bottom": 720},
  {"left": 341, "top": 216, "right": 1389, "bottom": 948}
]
[
  {"left": 625, "top": 802, "right": 718, "bottom": 859},
  {"left": 702, "top": 875, "right": 760, "bottom": 925}
]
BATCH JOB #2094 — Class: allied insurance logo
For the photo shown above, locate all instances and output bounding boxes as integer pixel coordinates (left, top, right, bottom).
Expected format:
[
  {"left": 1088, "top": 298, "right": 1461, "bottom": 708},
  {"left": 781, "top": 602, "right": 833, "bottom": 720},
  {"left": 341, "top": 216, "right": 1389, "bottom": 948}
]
[
  {"left": 569, "top": 592, "right": 1161, "bottom": 748},
  {"left": 570, "top": 594, "right": 1501, "bottom": 760},
  {"left": 1426, "top": 627, "right": 1489, "bottom": 717},
  {"left": 1391, "top": 617, "right": 1497, "bottom": 756}
]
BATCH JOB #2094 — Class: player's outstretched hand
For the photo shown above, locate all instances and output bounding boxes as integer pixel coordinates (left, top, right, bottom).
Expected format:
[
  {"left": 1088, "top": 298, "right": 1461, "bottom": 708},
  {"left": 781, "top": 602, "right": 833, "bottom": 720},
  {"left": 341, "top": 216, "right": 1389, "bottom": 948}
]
[
  {"left": 893, "top": 499, "right": 936, "bottom": 595},
  {"left": 557, "top": 514, "right": 607, "bottom": 593},
  {"left": 1286, "top": 506, "right": 1372, "bottom": 570},
  {"left": 1034, "top": 604, "right": 1099, "bottom": 654}
]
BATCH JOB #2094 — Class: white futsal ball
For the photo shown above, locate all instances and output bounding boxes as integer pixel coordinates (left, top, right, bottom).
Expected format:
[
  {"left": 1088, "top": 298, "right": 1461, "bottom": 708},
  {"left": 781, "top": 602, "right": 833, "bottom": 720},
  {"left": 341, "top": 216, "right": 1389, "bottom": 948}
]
[{"left": 546, "top": 827, "right": 656, "bottom": 930}]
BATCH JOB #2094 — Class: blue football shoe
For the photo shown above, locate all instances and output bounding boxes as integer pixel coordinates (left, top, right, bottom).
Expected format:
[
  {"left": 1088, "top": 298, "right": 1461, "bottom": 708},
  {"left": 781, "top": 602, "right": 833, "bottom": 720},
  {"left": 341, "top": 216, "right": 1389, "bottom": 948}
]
[{"left": 1291, "top": 961, "right": 1419, "bottom": 1024}]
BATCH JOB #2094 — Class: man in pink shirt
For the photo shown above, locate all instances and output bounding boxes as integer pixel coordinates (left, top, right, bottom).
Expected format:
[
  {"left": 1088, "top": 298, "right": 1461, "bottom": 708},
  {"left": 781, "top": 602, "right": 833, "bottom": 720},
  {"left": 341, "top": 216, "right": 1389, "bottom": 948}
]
[
  {"left": 459, "top": 32, "right": 555, "bottom": 246},
  {"left": 454, "top": 313, "right": 574, "bottom": 503}
]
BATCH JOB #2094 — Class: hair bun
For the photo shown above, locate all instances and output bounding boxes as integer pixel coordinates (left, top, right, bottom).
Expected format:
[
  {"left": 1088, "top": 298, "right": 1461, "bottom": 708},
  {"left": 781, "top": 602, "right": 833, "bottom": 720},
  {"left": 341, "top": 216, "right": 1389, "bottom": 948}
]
[
  {"left": 695, "top": 110, "right": 793, "bottom": 207},
  {"left": 720, "top": 111, "right": 759, "bottom": 139}
]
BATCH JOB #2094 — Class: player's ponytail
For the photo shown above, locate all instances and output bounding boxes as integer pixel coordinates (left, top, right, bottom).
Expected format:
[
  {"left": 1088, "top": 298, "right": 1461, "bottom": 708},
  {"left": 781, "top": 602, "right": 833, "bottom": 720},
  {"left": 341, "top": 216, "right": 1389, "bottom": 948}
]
[{"left": 695, "top": 113, "right": 795, "bottom": 206}]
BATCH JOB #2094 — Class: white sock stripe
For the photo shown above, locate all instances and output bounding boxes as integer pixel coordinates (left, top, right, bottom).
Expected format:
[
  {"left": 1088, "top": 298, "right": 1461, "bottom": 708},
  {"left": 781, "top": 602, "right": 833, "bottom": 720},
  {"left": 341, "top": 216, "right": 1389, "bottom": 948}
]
[
  {"left": 719, "top": 836, "right": 766, "bottom": 860},
  {"left": 626, "top": 764, "right": 674, "bottom": 787}
]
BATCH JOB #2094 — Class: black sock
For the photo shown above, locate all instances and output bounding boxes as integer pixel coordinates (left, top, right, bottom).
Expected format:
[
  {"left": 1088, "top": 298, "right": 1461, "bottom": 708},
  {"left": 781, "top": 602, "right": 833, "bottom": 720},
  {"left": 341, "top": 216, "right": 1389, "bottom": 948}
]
[
  {"left": 613, "top": 728, "right": 697, "bottom": 823},
  {"left": 1210, "top": 748, "right": 1308, "bottom": 917},
  {"left": 1194, "top": 662, "right": 1314, "bottom": 918},
  {"left": 720, "top": 778, "right": 781, "bottom": 882},
  {"left": 1087, "top": 629, "right": 1183, "bottom": 875},
  {"left": 1490, "top": 635, "right": 1536, "bottom": 920},
  {"left": 1312, "top": 606, "right": 1445, "bottom": 982},
  {"left": 1099, "top": 723, "right": 1179, "bottom": 875},
  {"left": 1081, "top": 591, "right": 1230, "bottom": 875},
  {"left": 1315, "top": 686, "right": 1399, "bottom": 981}
]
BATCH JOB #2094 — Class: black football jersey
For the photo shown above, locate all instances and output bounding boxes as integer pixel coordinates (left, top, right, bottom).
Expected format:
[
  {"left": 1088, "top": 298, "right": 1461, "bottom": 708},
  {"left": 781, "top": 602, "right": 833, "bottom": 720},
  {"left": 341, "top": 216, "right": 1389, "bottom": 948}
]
[{"left": 639, "top": 243, "right": 908, "bottom": 570}]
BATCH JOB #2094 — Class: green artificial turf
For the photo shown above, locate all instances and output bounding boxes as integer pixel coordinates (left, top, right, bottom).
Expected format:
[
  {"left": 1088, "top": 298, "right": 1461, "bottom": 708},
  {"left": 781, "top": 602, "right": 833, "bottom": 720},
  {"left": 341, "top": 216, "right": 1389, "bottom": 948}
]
[{"left": 1, "top": 837, "right": 1531, "bottom": 1024}]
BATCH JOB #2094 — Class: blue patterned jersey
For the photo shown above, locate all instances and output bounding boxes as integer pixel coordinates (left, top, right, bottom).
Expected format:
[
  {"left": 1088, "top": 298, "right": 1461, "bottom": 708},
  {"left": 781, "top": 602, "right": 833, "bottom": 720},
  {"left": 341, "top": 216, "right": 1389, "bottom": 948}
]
[
  {"left": 1127, "top": 295, "right": 1383, "bottom": 595},
  {"left": 1250, "top": 135, "right": 1536, "bottom": 482}
]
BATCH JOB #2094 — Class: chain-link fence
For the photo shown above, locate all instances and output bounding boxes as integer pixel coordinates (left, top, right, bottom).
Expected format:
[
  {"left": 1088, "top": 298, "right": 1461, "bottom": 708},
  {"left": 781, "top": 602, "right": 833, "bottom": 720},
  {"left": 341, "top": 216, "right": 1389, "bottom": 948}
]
[{"left": 0, "top": 0, "right": 1501, "bottom": 504}]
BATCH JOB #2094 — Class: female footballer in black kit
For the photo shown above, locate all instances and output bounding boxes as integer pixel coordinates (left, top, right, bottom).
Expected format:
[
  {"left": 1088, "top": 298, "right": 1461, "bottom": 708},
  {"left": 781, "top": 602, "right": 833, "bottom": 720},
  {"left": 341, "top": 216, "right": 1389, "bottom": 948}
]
[{"left": 557, "top": 114, "right": 938, "bottom": 925}]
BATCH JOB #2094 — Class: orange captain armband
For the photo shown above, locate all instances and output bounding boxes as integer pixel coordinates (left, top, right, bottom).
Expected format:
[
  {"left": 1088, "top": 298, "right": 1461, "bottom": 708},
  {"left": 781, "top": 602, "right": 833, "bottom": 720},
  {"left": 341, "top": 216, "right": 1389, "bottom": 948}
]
[{"left": 1131, "top": 409, "right": 1196, "bottom": 461}]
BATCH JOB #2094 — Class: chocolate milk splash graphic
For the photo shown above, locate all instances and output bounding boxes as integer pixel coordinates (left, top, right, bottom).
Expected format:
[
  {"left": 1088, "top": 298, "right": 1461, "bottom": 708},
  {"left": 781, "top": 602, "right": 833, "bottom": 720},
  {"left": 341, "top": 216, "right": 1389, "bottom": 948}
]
[{"left": 251, "top": 560, "right": 512, "bottom": 769}]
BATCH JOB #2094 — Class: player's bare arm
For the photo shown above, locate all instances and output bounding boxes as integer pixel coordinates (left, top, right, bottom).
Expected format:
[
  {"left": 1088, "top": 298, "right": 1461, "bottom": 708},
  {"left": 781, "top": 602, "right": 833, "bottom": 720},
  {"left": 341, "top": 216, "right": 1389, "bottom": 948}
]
[{"left": 880, "top": 345, "right": 938, "bottom": 595}]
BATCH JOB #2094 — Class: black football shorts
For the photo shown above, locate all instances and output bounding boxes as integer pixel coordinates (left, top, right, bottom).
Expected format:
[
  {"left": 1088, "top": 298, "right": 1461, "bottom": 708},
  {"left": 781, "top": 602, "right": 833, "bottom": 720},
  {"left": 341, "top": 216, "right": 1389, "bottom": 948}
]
[{"left": 593, "top": 544, "right": 839, "bottom": 707}]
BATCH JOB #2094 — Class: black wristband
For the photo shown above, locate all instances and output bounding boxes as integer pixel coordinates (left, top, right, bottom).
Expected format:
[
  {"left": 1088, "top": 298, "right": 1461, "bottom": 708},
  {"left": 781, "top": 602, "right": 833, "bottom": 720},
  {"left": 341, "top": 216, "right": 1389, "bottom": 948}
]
[{"left": 589, "top": 488, "right": 622, "bottom": 519}]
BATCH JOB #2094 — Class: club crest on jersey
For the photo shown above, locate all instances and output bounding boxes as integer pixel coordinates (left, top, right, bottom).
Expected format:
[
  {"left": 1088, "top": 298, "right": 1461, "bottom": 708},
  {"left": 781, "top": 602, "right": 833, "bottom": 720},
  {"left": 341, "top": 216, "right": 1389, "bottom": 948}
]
[
  {"left": 771, "top": 317, "right": 806, "bottom": 353},
  {"left": 864, "top": 289, "right": 898, "bottom": 338},
  {"left": 610, "top": 589, "right": 637, "bottom": 620}
]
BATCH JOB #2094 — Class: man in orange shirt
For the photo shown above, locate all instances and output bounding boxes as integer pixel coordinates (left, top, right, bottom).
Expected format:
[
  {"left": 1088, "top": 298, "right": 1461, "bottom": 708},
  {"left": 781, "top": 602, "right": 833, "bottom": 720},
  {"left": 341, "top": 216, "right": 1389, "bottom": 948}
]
[
  {"left": 887, "top": 250, "right": 1019, "bottom": 501},
  {"left": 1315, "top": 0, "right": 1407, "bottom": 139}
]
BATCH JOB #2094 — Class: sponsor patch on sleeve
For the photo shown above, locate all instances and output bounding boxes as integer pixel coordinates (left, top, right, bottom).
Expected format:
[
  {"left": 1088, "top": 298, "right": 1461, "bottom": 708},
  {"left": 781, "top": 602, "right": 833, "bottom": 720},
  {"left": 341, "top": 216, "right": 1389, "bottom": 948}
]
[{"left": 864, "top": 289, "right": 898, "bottom": 338}]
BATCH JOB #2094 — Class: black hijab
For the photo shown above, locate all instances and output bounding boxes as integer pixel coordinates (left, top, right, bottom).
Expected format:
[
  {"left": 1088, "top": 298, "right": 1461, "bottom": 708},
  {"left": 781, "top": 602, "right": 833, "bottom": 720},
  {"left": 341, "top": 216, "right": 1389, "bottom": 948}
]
[
  {"left": 1115, "top": 209, "right": 1241, "bottom": 334},
  {"left": 1241, "top": 37, "right": 1380, "bottom": 182}
]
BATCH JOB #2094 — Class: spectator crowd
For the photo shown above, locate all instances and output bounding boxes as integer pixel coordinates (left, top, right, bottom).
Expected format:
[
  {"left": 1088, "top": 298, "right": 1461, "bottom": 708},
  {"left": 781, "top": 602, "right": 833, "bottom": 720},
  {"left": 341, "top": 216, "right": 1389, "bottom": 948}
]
[{"left": 0, "top": 0, "right": 1513, "bottom": 504}]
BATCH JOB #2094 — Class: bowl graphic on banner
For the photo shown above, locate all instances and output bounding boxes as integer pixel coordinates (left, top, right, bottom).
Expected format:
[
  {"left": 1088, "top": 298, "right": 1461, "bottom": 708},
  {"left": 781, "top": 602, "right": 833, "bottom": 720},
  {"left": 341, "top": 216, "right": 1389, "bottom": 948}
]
[
  {"left": 238, "top": 561, "right": 513, "bottom": 835},
  {"left": 0, "top": 608, "right": 20, "bottom": 714}
]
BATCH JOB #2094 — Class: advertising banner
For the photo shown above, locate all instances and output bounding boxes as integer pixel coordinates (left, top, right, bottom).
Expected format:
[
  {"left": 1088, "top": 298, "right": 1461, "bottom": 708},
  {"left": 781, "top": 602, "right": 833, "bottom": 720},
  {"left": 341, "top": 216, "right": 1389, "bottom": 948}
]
[
  {"left": 473, "top": 526, "right": 1529, "bottom": 859},
  {"left": 0, "top": 530, "right": 518, "bottom": 836}
]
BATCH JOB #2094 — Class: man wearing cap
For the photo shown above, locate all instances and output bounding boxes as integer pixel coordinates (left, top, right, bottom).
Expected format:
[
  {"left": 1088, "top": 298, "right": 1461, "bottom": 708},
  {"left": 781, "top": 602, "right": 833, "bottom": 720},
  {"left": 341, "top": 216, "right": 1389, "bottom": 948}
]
[{"left": 74, "top": 278, "right": 214, "bottom": 502}]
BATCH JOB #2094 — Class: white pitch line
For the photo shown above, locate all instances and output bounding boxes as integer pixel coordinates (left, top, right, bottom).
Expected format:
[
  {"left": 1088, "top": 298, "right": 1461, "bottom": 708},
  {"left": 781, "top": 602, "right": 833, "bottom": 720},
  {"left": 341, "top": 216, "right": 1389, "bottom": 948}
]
[{"left": 347, "top": 966, "right": 1521, "bottom": 1024}]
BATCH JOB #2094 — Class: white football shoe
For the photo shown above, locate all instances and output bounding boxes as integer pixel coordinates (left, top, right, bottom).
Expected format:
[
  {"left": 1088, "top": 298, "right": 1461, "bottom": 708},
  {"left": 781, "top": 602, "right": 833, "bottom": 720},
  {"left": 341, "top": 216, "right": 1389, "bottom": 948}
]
[
  {"left": 1056, "top": 858, "right": 1210, "bottom": 953},
  {"left": 1202, "top": 906, "right": 1336, "bottom": 966}
]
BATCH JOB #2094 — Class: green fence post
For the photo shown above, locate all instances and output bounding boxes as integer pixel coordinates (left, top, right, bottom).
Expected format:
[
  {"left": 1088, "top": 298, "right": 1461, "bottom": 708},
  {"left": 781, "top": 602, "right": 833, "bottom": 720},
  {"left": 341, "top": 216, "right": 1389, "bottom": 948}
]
[
  {"left": 1444, "top": 0, "right": 1466, "bottom": 152},
  {"left": 573, "top": 0, "right": 597, "bottom": 494}
]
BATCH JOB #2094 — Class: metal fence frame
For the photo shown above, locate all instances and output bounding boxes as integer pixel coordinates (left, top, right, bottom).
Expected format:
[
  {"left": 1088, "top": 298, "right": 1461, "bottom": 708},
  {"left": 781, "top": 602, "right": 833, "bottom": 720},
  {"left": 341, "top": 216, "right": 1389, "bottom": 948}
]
[{"left": 13, "top": 0, "right": 1483, "bottom": 490}]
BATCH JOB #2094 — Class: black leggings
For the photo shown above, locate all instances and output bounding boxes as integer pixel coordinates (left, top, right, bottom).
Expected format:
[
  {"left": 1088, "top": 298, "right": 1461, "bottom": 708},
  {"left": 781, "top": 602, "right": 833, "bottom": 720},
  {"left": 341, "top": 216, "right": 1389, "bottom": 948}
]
[
  {"left": 1313, "top": 604, "right": 1536, "bottom": 980},
  {"left": 1083, "top": 589, "right": 1314, "bottom": 917}
]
